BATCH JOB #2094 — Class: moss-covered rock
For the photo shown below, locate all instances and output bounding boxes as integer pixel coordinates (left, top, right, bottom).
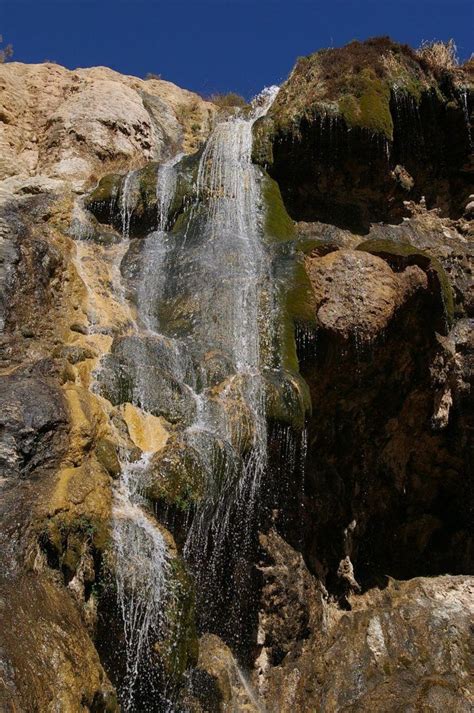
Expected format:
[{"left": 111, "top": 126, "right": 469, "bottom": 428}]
[
  {"left": 264, "top": 369, "right": 311, "bottom": 429},
  {"left": 254, "top": 38, "right": 473, "bottom": 230},
  {"left": 262, "top": 38, "right": 450, "bottom": 141},
  {"left": 84, "top": 173, "right": 122, "bottom": 225},
  {"left": 84, "top": 154, "right": 198, "bottom": 238},
  {"left": 146, "top": 437, "right": 206, "bottom": 511},
  {"left": 259, "top": 171, "right": 316, "bottom": 377},
  {"left": 338, "top": 68, "right": 393, "bottom": 138},
  {"left": 95, "top": 437, "right": 121, "bottom": 478},
  {"left": 156, "top": 556, "right": 199, "bottom": 681},
  {"left": 261, "top": 173, "right": 296, "bottom": 243},
  {"left": 95, "top": 334, "right": 197, "bottom": 425}
]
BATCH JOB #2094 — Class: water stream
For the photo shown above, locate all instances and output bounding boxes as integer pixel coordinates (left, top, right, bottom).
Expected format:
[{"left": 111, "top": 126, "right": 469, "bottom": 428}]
[
  {"left": 94, "top": 87, "right": 282, "bottom": 709},
  {"left": 112, "top": 454, "right": 171, "bottom": 710}
]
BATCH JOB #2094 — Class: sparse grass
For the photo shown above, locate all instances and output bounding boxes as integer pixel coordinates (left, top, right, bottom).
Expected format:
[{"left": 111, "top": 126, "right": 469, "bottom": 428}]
[{"left": 417, "top": 39, "right": 459, "bottom": 70}]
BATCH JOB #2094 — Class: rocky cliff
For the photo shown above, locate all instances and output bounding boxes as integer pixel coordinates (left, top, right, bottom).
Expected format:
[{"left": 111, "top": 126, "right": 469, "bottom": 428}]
[{"left": 0, "top": 39, "right": 472, "bottom": 713}]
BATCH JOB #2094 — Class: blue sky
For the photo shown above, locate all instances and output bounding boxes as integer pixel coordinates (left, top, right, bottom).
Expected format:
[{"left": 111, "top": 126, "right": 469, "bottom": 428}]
[{"left": 2, "top": 0, "right": 472, "bottom": 99}]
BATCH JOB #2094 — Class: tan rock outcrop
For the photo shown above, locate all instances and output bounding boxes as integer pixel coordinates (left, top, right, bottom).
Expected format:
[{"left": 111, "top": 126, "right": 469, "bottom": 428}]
[
  {"left": 0, "top": 62, "right": 216, "bottom": 188},
  {"left": 256, "top": 532, "right": 474, "bottom": 713},
  {"left": 306, "top": 248, "right": 428, "bottom": 341}
]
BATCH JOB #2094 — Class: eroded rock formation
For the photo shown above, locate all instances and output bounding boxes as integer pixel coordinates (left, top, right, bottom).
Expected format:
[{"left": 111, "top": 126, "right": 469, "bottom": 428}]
[{"left": 0, "top": 38, "right": 472, "bottom": 712}]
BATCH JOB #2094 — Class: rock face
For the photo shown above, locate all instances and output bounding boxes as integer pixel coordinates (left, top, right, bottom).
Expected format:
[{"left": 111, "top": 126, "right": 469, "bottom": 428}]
[
  {"left": 0, "top": 62, "right": 215, "bottom": 188},
  {"left": 0, "top": 60, "right": 216, "bottom": 713},
  {"left": 0, "top": 40, "right": 472, "bottom": 713},
  {"left": 256, "top": 533, "right": 473, "bottom": 712},
  {"left": 306, "top": 248, "right": 428, "bottom": 340},
  {"left": 254, "top": 37, "right": 473, "bottom": 230}
]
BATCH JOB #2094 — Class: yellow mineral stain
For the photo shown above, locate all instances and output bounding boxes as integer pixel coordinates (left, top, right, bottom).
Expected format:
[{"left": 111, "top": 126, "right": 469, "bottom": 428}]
[{"left": 120, "top": 402, "right": 170, "bottom": 453}]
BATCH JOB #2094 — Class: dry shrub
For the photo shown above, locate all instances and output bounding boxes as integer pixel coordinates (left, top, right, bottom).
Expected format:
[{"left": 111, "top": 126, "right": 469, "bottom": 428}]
[
  {"left": 381, "top": 51, "right": 404, "bottom": 77},
  {"left": 0, "top": 35, "right": 13, "bottom": 63},
  {"left": 208, "top": 92, "right": 247, "bottom": 108},
  {"left": 417, "top": 39, "right": 459, "bottom": 70}
]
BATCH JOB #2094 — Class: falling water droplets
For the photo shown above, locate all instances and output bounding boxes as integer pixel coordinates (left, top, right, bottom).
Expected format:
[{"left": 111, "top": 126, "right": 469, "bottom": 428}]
[{"left": 112, "top": 454, "right": 171, "bottom": 711}]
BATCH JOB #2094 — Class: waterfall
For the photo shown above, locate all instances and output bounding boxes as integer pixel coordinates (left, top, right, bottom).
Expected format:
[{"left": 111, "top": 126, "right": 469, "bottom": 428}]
[
  {"left": 121, "top": 170, "right": 140, "bottom": 240},
  {"left": 112, "top": 455, "right": 171, "bottom": 710},
  {"left": 157, "top": 153, "right": 185, "bottom": 232},
  {"left": 97, "top": 86, "right": 280, "bottom": 708},
  {"left": 178, "top": 86, "right": 280, "bottom": 637},
  {"left": 108, "top": 156, "right": 186, "bottom": 712},
  {"left": 138, "top": 153, "right": 185, "bottom": 332}
]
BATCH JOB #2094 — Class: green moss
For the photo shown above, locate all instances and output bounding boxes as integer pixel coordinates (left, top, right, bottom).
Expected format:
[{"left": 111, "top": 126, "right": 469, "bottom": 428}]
[
  {"left": 294, "top": 236, "right": 341, "bottom": 255},
  {"left": 357, "top": 238, "right": 454, "bottom": 327},
  {"left": 85, "top": 173, "right": 121, "bottom": 207},
  {"left": 256, "top": 38, "right": 453, "bottom": 156},
  {"left": 252, "top": 116, "right": 275, "bottom": 167},
  {"left": 264, "top": 370, "right": 311, "bottom": 429},
  {"left": 157, "top": 557, "right": 199, "bottom": 681},
  {"left": 167, "top": 153, "right": 199, "bottom": 226},
  {"left": 84, "top": 156, "right": 197, "bottom": 236},
  {"left": 276, "top": 258, "right": 316, "bottom": 375},
  {"left": 259, "top": 171, "right": 315, "bottom": 410},
  {"left": 38, "top": 512, "right": 104, "bottom": 582},
  {"left": 146, "top": 440, "right": 206, "bottom": 511},
  {"left": 286, "top": 259, "right": 316, "bottom": 324},
  {"left": 262, "top": 174, "right": 296, "bottom": 243},
  {"left": 95, "top": 437, "right": 121, "bottom": 478},
  {"left": 138, "top": 162, "right": 159, "bottom": 205},
  {"left": 338, "top": 69, "right": 394, "bottom": 139}
]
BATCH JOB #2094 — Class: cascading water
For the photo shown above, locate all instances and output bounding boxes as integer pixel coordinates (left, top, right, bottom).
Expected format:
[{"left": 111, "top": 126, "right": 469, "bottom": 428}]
[
  {"left": 93, "top": 87, "right": 289, "bottom": 708},
  {"left": 105, "top": 156, "right": 192, "bottom": 712},
  {"left": 138, "top": 153, "right": 185, "bottom": 332},
  {"left": 121, "top": 170, "right": 140, "bottom": 240},
  {"left": 157, "top": 153, "right": 185, "bottom": 232},
  {"left": 134, "top": 89, "right": 283, "bottom": 647},
  {"left": 112, "top": 454, "right": 171, "bottom": 710},
  {"left": 182, "top": 88, "right": 280, "bottom": 550}
]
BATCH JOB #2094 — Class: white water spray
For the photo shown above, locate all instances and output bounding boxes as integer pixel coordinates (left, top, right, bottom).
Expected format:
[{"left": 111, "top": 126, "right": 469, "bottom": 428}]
[{"left": 112, "top": 456, "right": 171, "bottom": 710}]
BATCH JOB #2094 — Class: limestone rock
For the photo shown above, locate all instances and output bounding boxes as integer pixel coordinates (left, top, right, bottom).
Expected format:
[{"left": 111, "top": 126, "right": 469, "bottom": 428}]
[
  {"left": 0, "top": 62, "right": 216, "bottom": 189},
  {"left": 256, "top": 532, "right": 474, "bottom": 712},
  {"left": 119, "top": 402, "right": 170, "bottom": 453},
  {"left": 306, "top": 249, "right": 428, "bottom": 341}
]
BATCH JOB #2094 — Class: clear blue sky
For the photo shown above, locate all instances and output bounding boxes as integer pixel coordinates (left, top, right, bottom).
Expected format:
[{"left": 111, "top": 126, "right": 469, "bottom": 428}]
[{"left": 2, "top": 0, "right": 472, "bottom": 99}]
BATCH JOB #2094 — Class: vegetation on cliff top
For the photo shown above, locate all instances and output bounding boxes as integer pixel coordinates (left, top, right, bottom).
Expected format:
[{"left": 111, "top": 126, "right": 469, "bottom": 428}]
[
  {"left": 260, "top": 36, "right": 472, "bottom": 142},
  {"left": 0, "top": 35, "right": 13, "bottom": 63}
]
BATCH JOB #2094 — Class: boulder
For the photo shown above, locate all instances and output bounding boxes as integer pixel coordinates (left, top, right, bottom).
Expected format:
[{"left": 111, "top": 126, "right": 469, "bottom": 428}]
[{"left": 306, "top": 248, "right": 428, "bottom": 341}]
